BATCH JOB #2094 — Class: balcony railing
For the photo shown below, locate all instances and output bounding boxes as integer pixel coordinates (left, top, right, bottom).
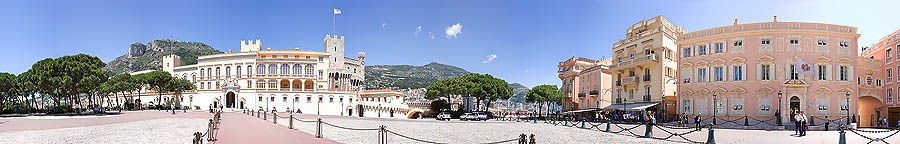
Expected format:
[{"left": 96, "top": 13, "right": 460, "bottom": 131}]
[
  {"left": 643, "top": 75, "right": 651, "bottom": 81},
  {"left": 643, "top": 95, "right": 651, "bottom": 102},
  {"left": 611, "top": 54, "right": 658, "bottom": 70},
  {"left": 578, "top": 93, "right": 586, "bottom": 97},
  {"left": 589, "top": 90, "right": 599, "bottom": 95},
  {"left": 616, "top": 81, "right": 622, "bottom": 86},
  {"left": 622, "top": 76, "right": 637, "bottom": 85}
]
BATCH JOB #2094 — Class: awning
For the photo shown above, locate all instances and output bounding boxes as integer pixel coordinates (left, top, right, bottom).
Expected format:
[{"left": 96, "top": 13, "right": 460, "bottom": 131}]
[
  {"left": 601, "top": 102, "right": 659, "bottom": 111},
  {"left": 562, "top": 108, "right": 601, "bottom": 114}
]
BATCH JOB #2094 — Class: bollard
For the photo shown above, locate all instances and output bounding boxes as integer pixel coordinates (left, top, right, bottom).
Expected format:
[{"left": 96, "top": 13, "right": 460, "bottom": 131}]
[
  {"left": 565, "top": 117, "right": 568, "bottom": 126},
  {"left": 529, "top": 134, "right": 535, "bottom": 144},
  {"left": 809, "top": 116, "right": 815, "bottom": 126},
  {"left": 316, "top": 118, "right": 323, "bottom": 138},
  {"left": 289, "top": 115, "right": 294, "bottom": 129},
  {"left": 838, "top": 125, "right": 846, "bottom": 144},
  {"left": 274, "top": 112, "right": 278, "bottom": 124},
  {"left": 713, "top": 116, "right": 717, "bottom": 125},
  {"left": 706, "top": 125, "right": 715, "bottom": 144},
  {"left": 207, "top": 119, "right": 214, "bottom": 141},
  {"left": 605, "top": 122, "right": 611, "bottom": 132},
  {"left": 264, "top": 112, "right": 267, "bottom": 120},
  {"left": 644, "top": 123, "right": 653, "bottom": 138},
  {"left": 581, "top": 119, "right": 585, "bottom": 129},
  {"left": 744, "top": 116, "right": 749, "bottom": 126}
]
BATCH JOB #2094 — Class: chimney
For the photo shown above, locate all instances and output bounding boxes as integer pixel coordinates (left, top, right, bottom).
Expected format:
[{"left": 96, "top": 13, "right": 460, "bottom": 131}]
[
  {"left": 773, "top": 16, "right": 777, "bottom": 22},
  {"left": 228, "top": 49, "right": 232, "bottom": 53},
  {"left": 734, "top": 19, "right": 738, "bottom": 25},
  {"left": 295, "top": 48, "right": 300, "bottom": 51}
]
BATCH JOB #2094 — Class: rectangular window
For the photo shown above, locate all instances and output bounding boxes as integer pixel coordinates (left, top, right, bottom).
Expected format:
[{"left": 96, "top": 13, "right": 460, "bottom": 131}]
[
  {"left": 734, "top": 65, "right": 743, "bottom": 81},
  {"left": 889, "top": 69, "right": 894, "bottom": 82},
  {"left": 715, "top": 67, "right": 723, "bottom": 81},
  {"left": 761, "top": 64, "right": 771, "bottom": 80},
  {"left": 819, "top": 65, "right": 827, "bottom": 80},
  {"left": 761, "top": 38, "right": 771, "bottom": 45},
  {"left": 698, "top": 68, "right": 707, "bottom": 82},
  {"left": 839, "top": 41, "right": 849, "bottom": 47},
  {"left": 840, "top": 66, "right": 848, "bottom": 81},
  {"left": 715, "top": 43, "right": 724, "bottom": 53},
  {"left": 684, "top": 48, "right": 692, "bottom": 57},
  {"left": 891, "top": 87, "right": 896, "bottom": 103},
  {"left": 817, "top": 39, "right": 828, "bottom": 46},
  {"left": 790, "top": 64, "right": 798, "bottom": 80},
  {"left": 733, "top": 40, "right": 743, "bottom": 47},
  {"left": 790, "top": 38, "right": 799, "bottom": 44},
  {"left": 699, "top": 45, "right": 707, "bottom": 55}
]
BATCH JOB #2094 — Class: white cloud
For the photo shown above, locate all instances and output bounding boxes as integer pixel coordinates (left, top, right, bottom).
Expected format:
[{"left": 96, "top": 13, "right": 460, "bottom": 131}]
[
  {"left": 445, "top": 23, "right": 462, "bottom": 38},
  {"left": 428, "top": 32, "right": 435, "bottom": 39},
  {"left": 482, "top": 54, "right": 497, "bottom": 63},
  {"left": 382, "top": 22, "right": 387, "bottom": 29},
  {"left": 415, "top": 25, "right": 422, "bottom": 35}
]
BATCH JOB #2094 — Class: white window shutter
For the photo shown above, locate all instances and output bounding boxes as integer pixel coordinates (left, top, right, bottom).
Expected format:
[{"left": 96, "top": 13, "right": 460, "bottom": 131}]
[
  {"left": 826, "top": 64, "right": 833, "bottom": 80},
  {"left": 814, "top": 64, "right": 820, "bottom": 80},
  {"left": 727, "top": 65, "right": 733, "bottom": 81},
  {"left": 694, "top": 68, "right": 699, "bottom": 83},
  {"left": 784, "top": 62, "right": 791, "bottom": 80},
  {"left": 708, "top": 66, "right": 713, "bottom": 82},
  {"left": 756, "top": 64, "right": 762, "bottom": 80},
  {"left": 848, "top": 66, "right": 854, "bottom": 81},
  {"left": 771, "top": 63, "right": 777, "bottom": 80},
  {"left": 742, "top": 64, "right": 748, "bottom": 81},
  {"left": 723, "top": 41, "right": 728, "bottom": 53}
]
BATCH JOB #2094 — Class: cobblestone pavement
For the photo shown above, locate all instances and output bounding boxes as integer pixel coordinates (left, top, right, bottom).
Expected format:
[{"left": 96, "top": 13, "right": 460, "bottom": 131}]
[
  {"left": 245, "top": 112, "right": 671, "bottom": 144},
  {"left": 0, "top": 118, "right": 207, "bottom": 144},
  {"left": 0, "top": 110, "right": 212, "bottom": 132},
  {"left": 216, "top": 112, "right": 338, "bottom": 144}
]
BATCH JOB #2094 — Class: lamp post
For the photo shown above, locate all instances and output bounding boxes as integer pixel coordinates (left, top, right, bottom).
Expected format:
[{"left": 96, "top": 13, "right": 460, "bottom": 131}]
[
  {"left": 845, "top": 92, "right": 851, "bottom": 125},
  {"left": 662, "top": 95, "right": 667, "bottom": 122},
  {"left": 776, "top": 91, "right": 783, "bottom": 126},
  {"left": 713, "top": 92, "right": 718, "bottom": 125},
  {"left": 317, "top": 97, "right": 321, "bottom": 115}
]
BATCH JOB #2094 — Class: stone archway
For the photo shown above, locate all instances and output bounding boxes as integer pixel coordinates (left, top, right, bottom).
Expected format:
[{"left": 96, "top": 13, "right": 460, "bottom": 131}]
[
  {"left": 789, "top": 96, "right": 801, "bottom": 122},
  {"left": 858, "top": 96, "right": 883, "bottom": 127},
  {"left": 226, "top": 92, "right": 236, "bottom": 108}
]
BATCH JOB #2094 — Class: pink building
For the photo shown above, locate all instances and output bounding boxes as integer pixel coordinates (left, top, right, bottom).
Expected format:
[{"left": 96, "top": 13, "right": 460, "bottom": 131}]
[
  {"left": 861, "top": 28, "right": 900, "bottom": 127},
  {"left": 676, "top": 17, "right": 861, "bottom": 124},
  {"left": 558, "top": 57, "right": 613, "bottom": 111}
]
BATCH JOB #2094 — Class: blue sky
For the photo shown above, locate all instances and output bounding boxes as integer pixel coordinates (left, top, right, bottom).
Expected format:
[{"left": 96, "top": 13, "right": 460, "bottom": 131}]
[{"left": 1, "top": 0, "right": 899, "bottom": 88}]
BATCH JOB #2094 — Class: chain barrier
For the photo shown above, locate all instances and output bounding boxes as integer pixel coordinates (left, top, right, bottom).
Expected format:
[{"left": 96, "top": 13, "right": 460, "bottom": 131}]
[
  {"left": 846, "top": 128, "right": 899, "bottom": 144},
  {"left": 192, "top": 110, "right": 222, "bottom": 144},
  {"left": 651, "top": 125, "right": 705, "bottom": 144}
]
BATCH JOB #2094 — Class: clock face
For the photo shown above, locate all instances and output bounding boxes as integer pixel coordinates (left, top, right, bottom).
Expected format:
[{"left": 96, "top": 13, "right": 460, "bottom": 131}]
[{"left": 866, "top": 77, "right": 873, "bottom": 85}]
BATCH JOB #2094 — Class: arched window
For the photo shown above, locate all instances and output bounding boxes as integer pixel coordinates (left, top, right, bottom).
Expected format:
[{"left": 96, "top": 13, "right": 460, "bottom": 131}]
[
  {"left": 200, "top": 69, "right": 204, "bottom": 79},
  {"left": 215, "top": 67, "right": 221, "bottom": 78},
  {"left": 257, "top": 64, "right": 265, "bottom": 74},
  {"left": 247, "top": 65, "right": 253, "bottom": 75},
  {"left": 293, "top": 64, "right": 301, "bottom": 75},
  {"left": 305, "top": 64, "right": 314, "bottom": 75},
  {"left": 269, "top": 64, "right": 277, "bottom": 74},
  {"left": 226, "top": 67, "right": 231, "bottom": 76},
  {"left": 192, "top": 75, "right": 197, "bottom": 83},
  {"left": 207, "top": 68, "right": 211, "bottom": 78},
  {"left": 183, "top": 75, "right": 187, "bottom": 80},
  {"left": 257, "top": 80, "right": 266, "bottom": 88},
  {"left": 236, "top": 66, "right": 242, "bottom": 76},
  {"left": 281, "top": 64, "right": 289, "bottom": 74}
]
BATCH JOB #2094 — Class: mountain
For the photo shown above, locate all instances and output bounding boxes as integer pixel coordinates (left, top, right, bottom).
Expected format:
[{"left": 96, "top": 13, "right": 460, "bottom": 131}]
[
  {"left": 104, "top": 39, "right": 223, "bottom": 75},
  {"left": 364, "top": 62, "right": 471, "bottom": 89},
  {"left": 507, "top": 83, "right": 529, "bottom": 103}
]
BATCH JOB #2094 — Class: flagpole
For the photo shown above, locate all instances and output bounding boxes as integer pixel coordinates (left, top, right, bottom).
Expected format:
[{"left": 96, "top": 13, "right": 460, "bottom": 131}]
[{"left": 333, "top": 10, "right": 335, "bottom": 35}]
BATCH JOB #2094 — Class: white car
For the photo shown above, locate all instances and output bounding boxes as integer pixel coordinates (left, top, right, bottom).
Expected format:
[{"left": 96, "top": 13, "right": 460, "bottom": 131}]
[
  {"left": 436, "top": 112, "right": 452, "bottom": 121},
  {"left": 460, "top": 113, "right": 475, "bottom": 121}
]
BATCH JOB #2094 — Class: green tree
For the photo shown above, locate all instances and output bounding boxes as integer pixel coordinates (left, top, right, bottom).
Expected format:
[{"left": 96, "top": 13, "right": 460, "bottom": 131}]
[
  {"left": 143, "top": 71, "right": 174, "bottom": 107},
  {"left": 0, "top": 73, "right": 17, "bottom": 112},
  {"left": 425, "top": 73, "right": 513, "bottom": 112},
  {"left": 526, "top": 84, "right": 563, "bottom": 117},
  {"left": 56, "top": 54, "right": 106, "bottom": 110},
  {"left": 167, "top": 78, "right": 195, "bottom": 108}
]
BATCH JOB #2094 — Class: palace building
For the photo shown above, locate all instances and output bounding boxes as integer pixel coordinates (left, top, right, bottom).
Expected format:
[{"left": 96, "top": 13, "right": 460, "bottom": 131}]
[
  {"left": 860, "top": 28, "right": 900, "bottom": 127},
  {"left": 132, "top": 35, "right": 369, "bottom": 117},
  {"left": 676, "top": 17, "right": 863, "bottom": 125}
]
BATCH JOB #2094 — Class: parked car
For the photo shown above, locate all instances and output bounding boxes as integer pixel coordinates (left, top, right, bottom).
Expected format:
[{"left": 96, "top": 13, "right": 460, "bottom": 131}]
[
  {"left": 436, "top": 112, "right": 452, "bottom": 121},
  {"left": 460, "top": 113, "right": 475, "bottom": 121},
  {"left": 472, "top": 112, "right": 488, "bottom": 121}
]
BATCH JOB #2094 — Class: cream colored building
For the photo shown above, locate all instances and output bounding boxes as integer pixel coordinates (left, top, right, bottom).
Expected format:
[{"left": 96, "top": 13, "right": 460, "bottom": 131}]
[{"left": 606, "top": 16, "right": 683, "bottom": 114}]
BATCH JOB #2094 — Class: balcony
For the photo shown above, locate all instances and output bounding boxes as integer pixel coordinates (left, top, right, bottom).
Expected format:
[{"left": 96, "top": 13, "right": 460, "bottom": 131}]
[
  {"left": 610, "top": 54, "right": 659, "bottom": 70},
  {"left": 643, "top": 95, "right": 651, "bottom": 102},
  {"left": 589, "top": 90, "right": 599, "bottom": 95},
  {"left": 622, "top": 76, "right": 637, "bottom": 85},
  {"left": 578, "top": 93, "right": 586, "bottom": 97},
  {"left": 643, "top": 75, "right": 651, "bottom": 81}
]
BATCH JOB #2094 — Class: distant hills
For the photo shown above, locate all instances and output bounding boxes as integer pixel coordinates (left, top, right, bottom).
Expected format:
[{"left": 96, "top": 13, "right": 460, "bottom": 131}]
[
  {"left": 364, "top": 62, "right": 471, "bottom": 89},
  {"left": 104, "top": 39, "right": 222, "bottom": 75},
  {"left": 507, "top": 83, "right": 529, "bottom": 103}
]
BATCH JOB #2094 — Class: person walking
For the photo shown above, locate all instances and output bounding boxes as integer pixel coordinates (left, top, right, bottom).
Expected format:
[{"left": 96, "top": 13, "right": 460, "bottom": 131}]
[
  {"left": 882, "top": 117, "right": 888, "bottom": 128},
  {"left": 877, "top": 116, "right": 883, "bottom": 128},
  {"left": 695, "top": 113, "right": 702, "bottom": 130},
  {"left": 800, "top": 111, "right": 808, "bottom": 136},
  {"left": 647, "top": 111, "right": 656, "bottom": 136},
  {"left": 794, "top": 111, "right": 802, "bottom": 136}
]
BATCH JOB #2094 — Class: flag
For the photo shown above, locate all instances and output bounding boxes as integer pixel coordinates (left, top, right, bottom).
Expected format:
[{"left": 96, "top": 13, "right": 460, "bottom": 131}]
[
  {"left": 794, "top": 57, "right": 815, "bottom": 76},
  {"left": 333, "top": 8, "right": 342, "bottom": 15}
]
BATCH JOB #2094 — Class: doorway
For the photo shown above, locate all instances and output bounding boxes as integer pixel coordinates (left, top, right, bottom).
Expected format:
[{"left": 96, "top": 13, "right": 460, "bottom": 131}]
[
  {"left": 357, "top": 105, "right": 365, "bottom": 117},
  {"left": 240, "top": 101, "right": 245, "bottom": 109},
  {"left": 789, "top": 96, "right": 800, "bottom": 122},
  {"left": 226, "top": 92, "right": 235, "bottom": 108}
]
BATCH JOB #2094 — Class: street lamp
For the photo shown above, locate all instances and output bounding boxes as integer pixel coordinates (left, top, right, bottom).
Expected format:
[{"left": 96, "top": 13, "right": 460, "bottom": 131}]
[
  {"left": 662, "top": 95, "right": 667, "bottom": 122},
  {"left": 712, "top": 92, "right": 718, "bottom": 125},
  {"left": 777, "top": 91, "right": 783, "bottom": 126},
  {"left": 845, "top": 92, "right": 851, "bottom": 125}
]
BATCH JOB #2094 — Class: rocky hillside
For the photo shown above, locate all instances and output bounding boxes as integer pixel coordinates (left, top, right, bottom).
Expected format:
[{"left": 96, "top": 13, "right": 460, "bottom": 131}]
[
  {"left": 364, "top": 62, "right": 471, "bottom": 89},
  {"left": 104, "top": 39, "right": 222, "bottom": 75},
  {"left": 507, "top": 83, "right": 529, "bottom": 103}
]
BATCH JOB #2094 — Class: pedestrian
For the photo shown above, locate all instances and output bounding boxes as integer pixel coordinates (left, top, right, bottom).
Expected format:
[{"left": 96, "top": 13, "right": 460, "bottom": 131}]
[
  {"left": 882, "top": 117, "right": 888, "bottom": 128},
  {"left": 800, "top": 111, "right": 808, "bottom": 136},
  {"left": 695, "top": 113, "right": 702, "bottom": 130},
  {"left": 896, "top": 119, "right": 900, "bottom": 128},
  {"left": 824, "top": 116, "right": 830, "bottom": 131},
  {"left": 794, "top": 111, "right": 802, "bottom": 135},
  {"left": 208, "top": 104, "right": 213, "bottom": 113},
  {"left": 647, "top": 111, "right": 655, "bottom": 136},
  {"left": 877, "top": 117, "right": 883, "bottom": 128}
]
